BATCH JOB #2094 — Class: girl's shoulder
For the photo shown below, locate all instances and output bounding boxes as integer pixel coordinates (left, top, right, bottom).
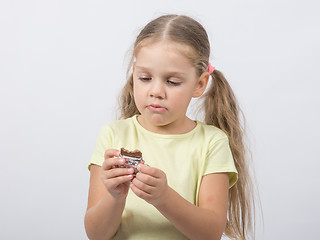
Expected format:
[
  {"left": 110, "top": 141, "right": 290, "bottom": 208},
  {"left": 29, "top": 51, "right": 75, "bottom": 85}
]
[
  {"left": 196, "top": 121, "right": 228, "bottom": 142},
  {"left": 102, "top": 116, "right": 135, "bottom": 129}
]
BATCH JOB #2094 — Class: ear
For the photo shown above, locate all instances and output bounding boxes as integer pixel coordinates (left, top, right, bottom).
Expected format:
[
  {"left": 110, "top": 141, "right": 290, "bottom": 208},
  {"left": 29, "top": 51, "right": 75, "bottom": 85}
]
[{"left": 193, "top": 72, "right": 210, "bottom": 98}]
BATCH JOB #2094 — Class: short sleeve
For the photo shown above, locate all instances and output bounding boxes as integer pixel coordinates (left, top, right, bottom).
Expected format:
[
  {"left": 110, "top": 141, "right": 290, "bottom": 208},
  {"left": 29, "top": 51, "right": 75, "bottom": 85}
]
[
  {"left": 204, "top": 137, "right": 238, "bottom": 188},
  {"left": 88, "top": 125, "right": 113, "bottom": 170}
]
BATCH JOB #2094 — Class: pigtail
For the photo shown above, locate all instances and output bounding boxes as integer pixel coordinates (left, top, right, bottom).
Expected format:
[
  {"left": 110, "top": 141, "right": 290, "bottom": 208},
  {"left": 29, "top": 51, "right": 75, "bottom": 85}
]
[
  {"left": 203, "top": 70, "right": 255, "bottom": 239},
  {"left": 203, "top": 70, "right": 240, "bottom": 134},
  {"left": 119, "top": 73, "right": 140, "bottom": 119}
]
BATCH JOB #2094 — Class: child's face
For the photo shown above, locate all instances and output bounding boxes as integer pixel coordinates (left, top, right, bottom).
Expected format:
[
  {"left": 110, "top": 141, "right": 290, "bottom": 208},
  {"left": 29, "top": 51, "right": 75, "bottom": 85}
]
[{"left": 133, "top": 41, "right": 208, "bottom": 134}]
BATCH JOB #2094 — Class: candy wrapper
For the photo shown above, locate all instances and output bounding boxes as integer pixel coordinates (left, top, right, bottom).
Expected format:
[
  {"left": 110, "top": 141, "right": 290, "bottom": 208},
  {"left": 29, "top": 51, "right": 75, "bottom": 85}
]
[{"left": 117, "top": 148, "right": 144, "bottom": 175}]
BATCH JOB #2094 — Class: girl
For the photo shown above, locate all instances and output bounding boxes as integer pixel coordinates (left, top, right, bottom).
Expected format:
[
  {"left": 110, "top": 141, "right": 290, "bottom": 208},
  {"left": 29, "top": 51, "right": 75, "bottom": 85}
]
[{"left": 84, "top": 14, "right": 255, "bottom": 240}]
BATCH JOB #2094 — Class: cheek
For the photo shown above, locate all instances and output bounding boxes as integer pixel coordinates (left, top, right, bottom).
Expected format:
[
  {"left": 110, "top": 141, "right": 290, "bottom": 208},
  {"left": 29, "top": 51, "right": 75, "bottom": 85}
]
[
  {"left": 133, "top": 82, "right": 144, "bottom": 107},
  {"left": 170, "top": 89, "right": 193, "bottom": 109},
  {"left": 133, "top": 79, "right": 139, "bottom": 95}
]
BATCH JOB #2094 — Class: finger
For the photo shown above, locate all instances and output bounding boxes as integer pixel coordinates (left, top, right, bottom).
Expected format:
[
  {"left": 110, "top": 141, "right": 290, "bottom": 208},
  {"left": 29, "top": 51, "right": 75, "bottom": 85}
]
[
  {"left": 105, "top": 167, "right": 135, "bottom": 179},
  {"left": 137, "top": 164, "right": 162, "bottom": 178},
  {"left": 130, "top": 182, "right": 151, "bottom": 200},
  {"left": 104, "top": 149, "right": 120, "bottom": 160},
  {"left": 105, "top": 174, "right": 134, "bottom": 188},
  {"left": 131, "top": 177, "right": 154, "bottom": 194},
  {"left": 135, "top": 172, "right": 157, "bottom": 187},
  {"left": 102, "top": 157, "right": 125, "bottom": 170}
]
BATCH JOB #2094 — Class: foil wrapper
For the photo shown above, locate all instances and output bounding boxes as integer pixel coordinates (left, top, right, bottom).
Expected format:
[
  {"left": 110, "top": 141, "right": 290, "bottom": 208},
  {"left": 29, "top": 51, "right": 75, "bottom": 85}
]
[{"left": 118, "top": 153, "right": 144, "bottom": 175}]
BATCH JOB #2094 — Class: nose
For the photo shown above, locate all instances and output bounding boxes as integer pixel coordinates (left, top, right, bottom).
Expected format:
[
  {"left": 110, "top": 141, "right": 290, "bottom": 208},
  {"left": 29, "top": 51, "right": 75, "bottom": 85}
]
[{"left": 149, "top": 79, "right": 165, "bottom": 99}]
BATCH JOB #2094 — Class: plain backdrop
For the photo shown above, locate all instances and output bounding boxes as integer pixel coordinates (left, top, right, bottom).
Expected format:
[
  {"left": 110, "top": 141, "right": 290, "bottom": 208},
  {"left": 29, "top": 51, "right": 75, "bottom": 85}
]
[{"left": 1, "top": 0, "right": 319, "bottom": 239}]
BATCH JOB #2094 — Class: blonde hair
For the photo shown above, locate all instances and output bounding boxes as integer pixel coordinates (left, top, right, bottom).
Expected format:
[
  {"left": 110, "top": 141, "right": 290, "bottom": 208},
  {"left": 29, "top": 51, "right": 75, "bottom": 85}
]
[{"left": 119, "top": 14, "right": 256, "bottom": 239}]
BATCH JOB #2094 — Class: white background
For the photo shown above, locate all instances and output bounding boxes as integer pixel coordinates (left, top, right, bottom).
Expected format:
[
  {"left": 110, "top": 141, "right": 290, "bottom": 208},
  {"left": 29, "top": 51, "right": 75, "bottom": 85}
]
[{"left": 1, "top": 0, "right": 319, "bottom": 239}]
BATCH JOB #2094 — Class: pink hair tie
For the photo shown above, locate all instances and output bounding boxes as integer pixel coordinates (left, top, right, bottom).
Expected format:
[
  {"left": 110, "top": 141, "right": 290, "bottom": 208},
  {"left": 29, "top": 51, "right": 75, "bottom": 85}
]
[{"left": 206, "top": 62, "right": 215, "bottom": 74}]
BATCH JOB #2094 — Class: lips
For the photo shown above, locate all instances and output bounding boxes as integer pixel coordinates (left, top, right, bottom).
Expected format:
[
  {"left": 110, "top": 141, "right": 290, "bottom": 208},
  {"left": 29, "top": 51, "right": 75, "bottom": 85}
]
[{"left": 147, "top": 104, "right": 167, "bottom": 112}]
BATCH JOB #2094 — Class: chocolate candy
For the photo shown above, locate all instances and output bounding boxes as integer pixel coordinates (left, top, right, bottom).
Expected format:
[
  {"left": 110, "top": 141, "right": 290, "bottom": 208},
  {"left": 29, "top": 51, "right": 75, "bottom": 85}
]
[{"left": 118, "top": 148, "right": 144, "bottom": 175}]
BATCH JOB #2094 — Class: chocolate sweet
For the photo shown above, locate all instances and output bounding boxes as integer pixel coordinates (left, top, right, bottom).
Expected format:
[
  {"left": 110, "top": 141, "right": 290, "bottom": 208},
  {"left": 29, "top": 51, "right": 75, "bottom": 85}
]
[
  {"left": 120, "top": 148, "right": 142, "bottom": 159},
  {"left": 118, "top": 148, "right": 144, "bottom": 175}
]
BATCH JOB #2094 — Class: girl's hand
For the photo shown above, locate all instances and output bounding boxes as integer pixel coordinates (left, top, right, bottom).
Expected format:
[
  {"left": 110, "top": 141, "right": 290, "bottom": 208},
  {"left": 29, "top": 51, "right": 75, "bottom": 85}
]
[
  {"left": 131, "top": 164, "right": 169, "bottom": 207},
  {"left": 101, "top": 149, "right": 134, "bottom": 199}
]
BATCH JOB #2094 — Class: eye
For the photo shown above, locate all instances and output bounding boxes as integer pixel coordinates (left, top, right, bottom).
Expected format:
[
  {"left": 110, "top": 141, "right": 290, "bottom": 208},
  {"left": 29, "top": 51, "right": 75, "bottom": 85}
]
[
  {"left": 167, "top": 80, "right": 181, "bottom": 86},
  {"left": 139, "top": 77, "right": 152, "bottom": 82}
]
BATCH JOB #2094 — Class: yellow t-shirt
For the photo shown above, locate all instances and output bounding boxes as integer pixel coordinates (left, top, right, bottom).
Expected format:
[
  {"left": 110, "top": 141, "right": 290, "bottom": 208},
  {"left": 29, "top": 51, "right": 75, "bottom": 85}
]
[{"left": 89, "top": 115, "right": 238, "bottom": 239}]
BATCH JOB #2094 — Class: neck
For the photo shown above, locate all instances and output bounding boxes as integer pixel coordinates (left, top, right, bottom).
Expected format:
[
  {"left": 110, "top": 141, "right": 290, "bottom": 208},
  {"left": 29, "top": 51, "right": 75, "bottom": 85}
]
[{"left": 136, "top": 115, "right": 196, "bottom": 135}]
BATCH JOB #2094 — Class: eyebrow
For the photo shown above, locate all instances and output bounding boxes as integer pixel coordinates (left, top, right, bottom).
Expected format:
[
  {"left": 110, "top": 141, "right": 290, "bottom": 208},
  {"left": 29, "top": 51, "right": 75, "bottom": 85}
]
[{"left": 135, "top": 66, "right": 186, "bottom": 77}]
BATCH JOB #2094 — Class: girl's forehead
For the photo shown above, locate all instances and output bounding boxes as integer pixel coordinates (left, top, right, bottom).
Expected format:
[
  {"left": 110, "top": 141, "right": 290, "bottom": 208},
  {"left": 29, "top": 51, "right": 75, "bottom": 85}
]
[
  {"left": 136, "top": 44, "right": 191, "bottom": 67},
  {"left": 134, "top": 43, "right": 197, "bottom": 77},
  {"left": 135, "top": 40, "right": 195, "bottom": 61}
]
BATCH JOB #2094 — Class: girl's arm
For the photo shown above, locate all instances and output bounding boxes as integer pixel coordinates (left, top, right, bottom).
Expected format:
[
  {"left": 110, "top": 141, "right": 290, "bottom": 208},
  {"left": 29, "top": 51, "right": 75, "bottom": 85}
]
[
  {"left": 131, "top": 165, "right": 229, "bottom": 240},
  {"left": 84, "top": 150, "right": 134, "bottom": 240}
]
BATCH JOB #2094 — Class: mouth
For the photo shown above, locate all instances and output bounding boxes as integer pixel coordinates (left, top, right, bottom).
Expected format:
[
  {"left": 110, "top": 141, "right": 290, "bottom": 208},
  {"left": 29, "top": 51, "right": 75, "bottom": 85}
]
[{"left": 147, "top": 104, "right": 167, "bottom": 112}]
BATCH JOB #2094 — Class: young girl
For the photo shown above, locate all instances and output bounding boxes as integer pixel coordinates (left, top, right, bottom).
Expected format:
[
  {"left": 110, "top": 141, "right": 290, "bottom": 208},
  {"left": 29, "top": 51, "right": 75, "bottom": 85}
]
[{"left": 84, "top": 14, "right": 255, "bottom": 240}]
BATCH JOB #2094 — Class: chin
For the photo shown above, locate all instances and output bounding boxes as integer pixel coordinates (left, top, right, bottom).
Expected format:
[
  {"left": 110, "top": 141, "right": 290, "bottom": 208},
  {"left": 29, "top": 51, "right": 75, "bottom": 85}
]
[
  {"left": 149, "top": 113, "right": 168, "bottom": 123},
  {"left": 140, "top": 111, "right": 167, "bottom": 124}
]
